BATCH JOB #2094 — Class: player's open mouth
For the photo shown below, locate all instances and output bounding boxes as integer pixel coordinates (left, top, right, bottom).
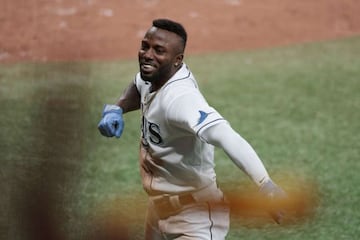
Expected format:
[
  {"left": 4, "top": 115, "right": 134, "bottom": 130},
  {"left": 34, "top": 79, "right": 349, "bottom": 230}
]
[{"left": 140, "top": 63, "right": 156, "bottom": 73}]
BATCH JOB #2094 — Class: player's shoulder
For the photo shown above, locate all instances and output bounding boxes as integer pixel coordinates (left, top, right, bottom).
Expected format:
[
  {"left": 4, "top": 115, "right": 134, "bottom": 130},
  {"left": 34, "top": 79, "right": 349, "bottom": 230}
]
[
  {"left": 163, "top": 64, "right": 199, "bottom": 92},
  {"left": 162, "top": 78, "right": 201, "bottom": 104},
  {"left": 161, "top": 80, "right": 206, "bottom": 113}
]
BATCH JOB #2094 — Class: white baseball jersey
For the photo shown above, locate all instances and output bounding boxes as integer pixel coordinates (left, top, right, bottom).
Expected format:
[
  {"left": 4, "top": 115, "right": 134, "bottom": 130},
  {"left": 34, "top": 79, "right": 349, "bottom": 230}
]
[{"left": 135, "top": 63, "right": 227, "bottom": 196}]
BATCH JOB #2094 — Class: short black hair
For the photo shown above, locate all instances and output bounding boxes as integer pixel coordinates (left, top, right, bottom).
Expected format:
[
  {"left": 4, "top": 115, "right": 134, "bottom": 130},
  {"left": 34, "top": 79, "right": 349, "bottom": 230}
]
[{"left": 152, "top": 18, "right": 187, "bottom": 50}]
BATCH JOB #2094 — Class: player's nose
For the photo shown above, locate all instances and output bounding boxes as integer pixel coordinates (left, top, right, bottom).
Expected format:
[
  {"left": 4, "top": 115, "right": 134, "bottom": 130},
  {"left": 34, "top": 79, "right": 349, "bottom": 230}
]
[{"left": 142, "top": 48, "right": 155, "bottom": 61}]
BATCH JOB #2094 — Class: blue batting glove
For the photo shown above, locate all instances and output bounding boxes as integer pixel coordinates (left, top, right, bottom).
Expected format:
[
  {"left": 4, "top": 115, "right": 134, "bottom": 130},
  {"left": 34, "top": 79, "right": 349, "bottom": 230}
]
[
  {"left": 259, "top": 179, "right": 287, "bottom": 224},
  {"left": 98, "top": 104, "right": 124, "bottom": 138}
]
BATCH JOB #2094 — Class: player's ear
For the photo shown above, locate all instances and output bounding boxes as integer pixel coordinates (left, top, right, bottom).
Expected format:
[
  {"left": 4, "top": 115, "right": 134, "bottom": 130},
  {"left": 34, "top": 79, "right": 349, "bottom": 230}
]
[{"left": 174, "top": 53, "right": 184, "bottom": 67}]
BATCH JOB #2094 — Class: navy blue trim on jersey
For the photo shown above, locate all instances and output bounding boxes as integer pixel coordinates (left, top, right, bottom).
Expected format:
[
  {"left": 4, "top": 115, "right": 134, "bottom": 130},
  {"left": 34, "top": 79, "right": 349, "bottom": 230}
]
[
  {"left": 162, "top": 71, "right": 192, "bottom": 91},
  {"left": 206, "top": 202, "right": 214, "bottom": 240},
  {"left": 196, "top": 118, "right": 225, "bottom": 136}
]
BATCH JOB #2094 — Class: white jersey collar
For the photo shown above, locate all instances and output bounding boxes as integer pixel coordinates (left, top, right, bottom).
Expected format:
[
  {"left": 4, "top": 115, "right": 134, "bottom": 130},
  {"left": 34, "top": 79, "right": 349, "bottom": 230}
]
[
  {"left": 164, "top": 63, "right": 191, "bottom": 85},
  {"left": 137, "top": 63, "right": 191, "bottom": 91}
]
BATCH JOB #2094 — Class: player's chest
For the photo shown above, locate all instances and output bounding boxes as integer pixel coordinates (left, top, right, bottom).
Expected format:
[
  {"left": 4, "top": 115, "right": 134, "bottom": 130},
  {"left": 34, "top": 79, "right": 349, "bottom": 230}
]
[
  {"left": 140, "top": 90, "right": 168, "bottom": 145},
  {"left": 141, "top": 89, "right": 163, "bottom": 118}
]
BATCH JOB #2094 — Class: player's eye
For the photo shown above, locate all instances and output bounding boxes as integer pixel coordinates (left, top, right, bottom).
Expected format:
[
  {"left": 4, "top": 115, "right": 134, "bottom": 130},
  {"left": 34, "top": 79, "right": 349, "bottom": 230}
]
[
  {"left": 154, "top": 47, "right": 165, "bottom": 55},
  {"left": 140, "top": 41, "right": 149, "bottom": 51}
]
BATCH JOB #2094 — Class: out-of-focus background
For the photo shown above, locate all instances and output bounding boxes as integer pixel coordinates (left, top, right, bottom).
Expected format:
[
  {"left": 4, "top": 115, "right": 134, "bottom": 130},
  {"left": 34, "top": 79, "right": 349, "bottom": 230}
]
[
  {"left": 1, "top": 0, "right": 359, "bottom": 63},
  {"left": 1, "top": 0, "right": 360, "bottom": 240}
]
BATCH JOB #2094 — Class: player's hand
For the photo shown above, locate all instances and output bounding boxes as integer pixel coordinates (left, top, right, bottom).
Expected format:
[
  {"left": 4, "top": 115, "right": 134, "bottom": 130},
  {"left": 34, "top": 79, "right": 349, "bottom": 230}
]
[
  {"left": 98, "top": 104, "right": 124, "bottom": 138},
  {"left": 259, "top": 179, "right": 287, "bottom": 224}
]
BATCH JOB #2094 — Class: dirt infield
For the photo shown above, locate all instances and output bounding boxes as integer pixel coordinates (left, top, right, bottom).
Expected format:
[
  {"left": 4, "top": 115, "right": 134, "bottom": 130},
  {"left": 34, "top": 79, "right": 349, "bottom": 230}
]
[{"left": 1, "top": 0, "right": 360, "bottom": 63}]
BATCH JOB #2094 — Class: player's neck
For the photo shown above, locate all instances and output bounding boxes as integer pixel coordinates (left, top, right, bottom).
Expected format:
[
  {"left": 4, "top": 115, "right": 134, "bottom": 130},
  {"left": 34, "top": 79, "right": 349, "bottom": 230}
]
[
  {"left": 150, "top": 65, "right": 182, "bottom": 92},
  {"left": 150, "top": 76, "right": 170, "bottom": 92},
  {"left": 150, "top": 82, "right": 164, "bottom": 92}
]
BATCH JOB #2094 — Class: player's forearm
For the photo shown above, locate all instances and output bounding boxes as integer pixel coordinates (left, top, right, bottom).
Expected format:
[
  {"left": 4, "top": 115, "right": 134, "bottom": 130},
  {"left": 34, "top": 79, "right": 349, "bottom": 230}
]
[
  {"left": 116, "top": 82, "right": 141, "bottom": 113},
  {"left": 201, "top": 122, "right": 270, "bottom": 186}
]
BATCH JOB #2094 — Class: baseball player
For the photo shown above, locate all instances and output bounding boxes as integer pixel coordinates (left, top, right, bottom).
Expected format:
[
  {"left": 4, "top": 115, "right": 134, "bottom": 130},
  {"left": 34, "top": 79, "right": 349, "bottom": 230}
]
[{"left": 98, "top": 19, "right": 286, "bottom": 240}]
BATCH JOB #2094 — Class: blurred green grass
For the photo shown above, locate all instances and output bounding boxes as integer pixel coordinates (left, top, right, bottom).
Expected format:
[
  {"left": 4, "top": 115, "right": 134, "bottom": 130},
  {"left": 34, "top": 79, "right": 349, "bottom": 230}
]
[{"left": 1, "top": 36, "right": 359, "bottom": 239}]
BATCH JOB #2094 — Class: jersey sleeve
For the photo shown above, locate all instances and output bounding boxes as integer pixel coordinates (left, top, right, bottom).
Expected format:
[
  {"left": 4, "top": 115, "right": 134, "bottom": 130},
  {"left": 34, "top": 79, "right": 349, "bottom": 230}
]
[
  {"left": 166, "top": 89, "right": 227, "bottom": 137},
  {"left": 201, "top": 121, "right": 270, "bottom": 186}
]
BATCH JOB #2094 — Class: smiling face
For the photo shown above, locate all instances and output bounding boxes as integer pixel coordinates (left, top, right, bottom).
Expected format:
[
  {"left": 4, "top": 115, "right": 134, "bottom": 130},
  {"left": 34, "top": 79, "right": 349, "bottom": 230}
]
[{"left": 138, "top": 27, "right": 184, "bottom": 91}]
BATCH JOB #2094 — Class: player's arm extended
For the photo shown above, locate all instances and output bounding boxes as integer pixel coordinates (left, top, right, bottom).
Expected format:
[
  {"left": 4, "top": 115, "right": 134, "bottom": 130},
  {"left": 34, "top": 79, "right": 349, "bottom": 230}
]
[
  {"left": 201, "top": 122, "right": 270, "bottom": 186},
  {"left": 98, "top": 82, "right": 140, "bottom": 138},
  {"left": 201, "top": 122, "right": 287, "bottom": 224},
  {"left": 116, "top": 81, "right": 141, "bottom": 113}
]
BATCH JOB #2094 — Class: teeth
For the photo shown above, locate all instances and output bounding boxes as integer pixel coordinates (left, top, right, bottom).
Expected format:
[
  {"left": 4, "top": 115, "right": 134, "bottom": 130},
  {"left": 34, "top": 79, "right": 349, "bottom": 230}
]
[{"left": 142, "top": 64, "right": 155, "bottom": 70}]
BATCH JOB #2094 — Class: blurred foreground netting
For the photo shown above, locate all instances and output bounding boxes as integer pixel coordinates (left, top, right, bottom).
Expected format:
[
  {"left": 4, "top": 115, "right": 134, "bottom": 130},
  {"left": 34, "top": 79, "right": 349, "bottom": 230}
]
[
  {"left": 14, "top": 76, "right": 89, "bottom": 240},
  {"left": 222, "top": 174, "right": 321, "bottom": 228},
  {"left": 0, "top": 64, "right": 88, "bottom": 240},
  {"left": 0, "top": 63, "right": 142, "bottom": 240}
]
